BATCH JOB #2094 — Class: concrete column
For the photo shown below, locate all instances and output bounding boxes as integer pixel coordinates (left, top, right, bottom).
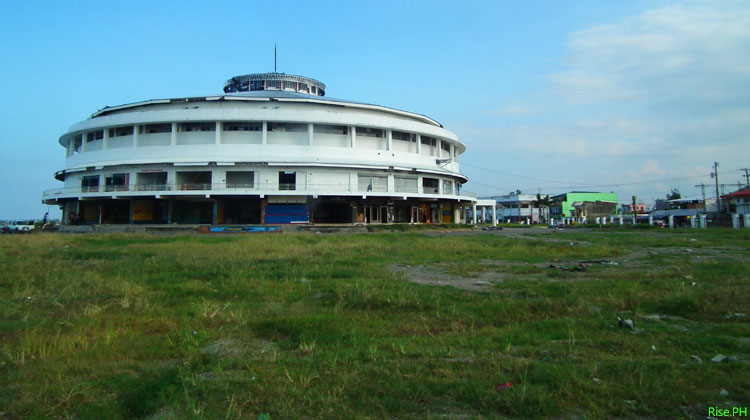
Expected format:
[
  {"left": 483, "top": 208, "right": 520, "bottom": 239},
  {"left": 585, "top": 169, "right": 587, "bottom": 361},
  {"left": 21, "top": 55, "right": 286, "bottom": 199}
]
[
  {"left": 416, "top": 134, "right": 421, "bottom": 154},
  {"left": 171, "top": 123, "right": 178, "bottom": 145},
  {"left": 215, "top": 122, "right": 222, "bottom": 144},
  {"left": 648, "top": 215, "right": 653, "bottom": 226},
  {"left": 262, "top": 122, "right": 268, "bottom": 145},
  {"left": 668, "top": 215, "right": 675, "bottom": 228},
  {"left": 631, "top": 214, "right": 636, "bottom": 225},
  {"left": 308, "top": 123, "right": 314, "bottom": 146},
  {"left": 596, "top": 217, "right": 600, "bottom": 224},
  {"left": 472, "top": 204, "right": 477, "bottom": 224},
  {"left": 350, "top": 126, "right": 356, "bottom": 148},
  {"left": 619, "top": 216, "right": 624, "bottom": 225},
  {"left": 82, "top": 133, "right": 88, "bottom": 152},
  {"left": 103, "top": 128, "right": 109, "bottom": 150},
  {"left": 437, "top": 139, "right": 442, "bottom": 158},
  {"left": 690, "top": 216, "right": 696, "bottom": 228},
  {"left": 492, "top": 204, "right": 497, "bottom": 226},
  {"left": 731, "top": 213, "right": 740, "bottom": 229},
  {"left": 744, "top": 214, "right": 750, "bottom": 228},
  {"left": 700, "top": 214, "right": 707, "bottom": 229},
  {"left": 133, "top": 125, "right": 139, "bottom": 147},
  {"left": 67, "top": 138, "right": 74, "bottom": 157},
  {"left": 386, "top": 130, "right": 392, "bottom": 151}
]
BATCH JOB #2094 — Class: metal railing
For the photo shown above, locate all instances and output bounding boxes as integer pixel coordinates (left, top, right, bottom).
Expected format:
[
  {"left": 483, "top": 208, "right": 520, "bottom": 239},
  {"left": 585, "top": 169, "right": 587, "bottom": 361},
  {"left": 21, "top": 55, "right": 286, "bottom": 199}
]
[{"left": 43, "top": 182, "right": 471, "bottom": 199}]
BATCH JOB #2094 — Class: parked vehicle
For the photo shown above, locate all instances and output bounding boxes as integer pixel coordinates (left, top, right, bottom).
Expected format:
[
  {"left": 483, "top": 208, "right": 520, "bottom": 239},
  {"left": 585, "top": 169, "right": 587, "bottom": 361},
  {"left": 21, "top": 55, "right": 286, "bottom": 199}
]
[{"left": 7, "top": 220, "right": 35, "bottom": 233}]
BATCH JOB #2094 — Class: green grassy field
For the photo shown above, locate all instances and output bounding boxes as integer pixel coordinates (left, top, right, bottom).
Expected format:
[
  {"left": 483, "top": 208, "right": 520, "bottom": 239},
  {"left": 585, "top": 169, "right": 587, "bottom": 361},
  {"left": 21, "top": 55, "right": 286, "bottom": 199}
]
[{"left": 1, "top": 227, "right": 748, "bottom": 419}]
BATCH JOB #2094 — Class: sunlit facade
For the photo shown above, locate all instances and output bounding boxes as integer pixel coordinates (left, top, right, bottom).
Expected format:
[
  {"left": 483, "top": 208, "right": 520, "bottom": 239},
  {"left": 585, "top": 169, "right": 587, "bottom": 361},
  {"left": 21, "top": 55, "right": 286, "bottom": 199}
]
[{"left": 43, "top": 73, "right": 474, "bottom": 224}]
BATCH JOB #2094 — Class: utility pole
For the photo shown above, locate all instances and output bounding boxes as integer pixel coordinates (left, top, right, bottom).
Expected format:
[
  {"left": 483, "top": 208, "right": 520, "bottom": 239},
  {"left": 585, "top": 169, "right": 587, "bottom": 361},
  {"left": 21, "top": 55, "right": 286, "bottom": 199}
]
[
  {"left": 694, "top": 183, "right": 708, "bottom": 201},
  {"left": 741, "top": 168, "right": 750, "bottom": 188},
  {"left": 711, "top": 162, "right": 721, "bottom": 213}
]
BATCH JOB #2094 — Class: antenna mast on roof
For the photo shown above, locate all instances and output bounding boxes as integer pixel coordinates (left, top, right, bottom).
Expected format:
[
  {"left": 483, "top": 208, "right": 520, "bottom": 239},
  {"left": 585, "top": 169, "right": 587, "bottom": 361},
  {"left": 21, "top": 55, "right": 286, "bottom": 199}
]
[{"left": 274, "top": 43, "right": 277, "bottom": 73}]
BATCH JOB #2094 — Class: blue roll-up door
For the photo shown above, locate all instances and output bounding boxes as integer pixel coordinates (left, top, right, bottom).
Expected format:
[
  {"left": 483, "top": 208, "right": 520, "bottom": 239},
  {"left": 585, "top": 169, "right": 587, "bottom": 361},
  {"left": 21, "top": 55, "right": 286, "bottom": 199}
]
[{"left": 265, "top": 204, "right": 309, "bottom": 224}]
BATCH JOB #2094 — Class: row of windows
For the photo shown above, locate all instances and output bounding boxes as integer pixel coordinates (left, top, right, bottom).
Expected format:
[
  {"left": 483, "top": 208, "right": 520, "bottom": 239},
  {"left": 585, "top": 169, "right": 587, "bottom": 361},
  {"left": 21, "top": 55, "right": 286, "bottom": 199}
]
[
  {"left": 74, "top": 123, "right": 453, "bottom": 144},
  {"left": 79, "top": 171, "right": 455, "bottom": 194}
]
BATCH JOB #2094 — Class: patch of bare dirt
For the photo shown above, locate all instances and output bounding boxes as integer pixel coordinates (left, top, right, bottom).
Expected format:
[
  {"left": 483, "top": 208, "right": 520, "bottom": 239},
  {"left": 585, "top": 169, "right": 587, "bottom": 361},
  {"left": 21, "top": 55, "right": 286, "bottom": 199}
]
[{"left": 390, "top": 263, "right": 512, "bottom": 291}]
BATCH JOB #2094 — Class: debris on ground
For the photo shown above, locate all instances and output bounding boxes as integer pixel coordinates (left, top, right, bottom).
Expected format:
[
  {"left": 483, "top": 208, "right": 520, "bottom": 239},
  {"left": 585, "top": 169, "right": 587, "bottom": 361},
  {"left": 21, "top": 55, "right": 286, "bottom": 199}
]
[
  {"left": 617, "top": 317, "right": 635, "bottom": 330},
  {"left": 719, "top": 389, "right": 729, "bottom": 397},
  {"left": 482, "top": 226, "right": 502, "bottom": 231},
  {"left": 710, "top": 354, "right": 727, "bottom": 363},
  {"left": 497, "top": 382, "right": 512, "bottom": 391},
  {"left": 550, "top": 263, "right": 587, "bottom": 272},
  {"left": 549, "top": 260, "right": 619, "bottom": 272},
  {"left": 690, "top": 355, "right": 703, "bottom": 364}
]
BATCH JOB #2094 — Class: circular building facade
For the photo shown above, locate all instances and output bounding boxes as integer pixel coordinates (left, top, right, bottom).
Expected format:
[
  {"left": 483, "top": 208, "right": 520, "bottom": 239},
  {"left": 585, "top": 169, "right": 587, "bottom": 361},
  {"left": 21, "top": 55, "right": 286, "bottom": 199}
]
[{"left": 43, "top": 73, "right": 475, "bottom": 225}]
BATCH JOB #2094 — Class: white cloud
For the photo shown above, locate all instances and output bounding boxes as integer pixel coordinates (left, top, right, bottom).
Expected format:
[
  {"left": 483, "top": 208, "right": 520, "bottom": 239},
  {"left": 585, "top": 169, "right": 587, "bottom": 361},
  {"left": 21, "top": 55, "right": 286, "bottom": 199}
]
[{"left": 463, "top": 1, "right": 750, "bottom": 201}]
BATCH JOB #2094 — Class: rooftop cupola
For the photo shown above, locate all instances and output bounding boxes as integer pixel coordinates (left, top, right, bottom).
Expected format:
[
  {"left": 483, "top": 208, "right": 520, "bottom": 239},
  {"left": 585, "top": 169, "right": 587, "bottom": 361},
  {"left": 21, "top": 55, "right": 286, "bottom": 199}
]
[{"left": 223, "top": 73, "right": 326, "bottom": 96}]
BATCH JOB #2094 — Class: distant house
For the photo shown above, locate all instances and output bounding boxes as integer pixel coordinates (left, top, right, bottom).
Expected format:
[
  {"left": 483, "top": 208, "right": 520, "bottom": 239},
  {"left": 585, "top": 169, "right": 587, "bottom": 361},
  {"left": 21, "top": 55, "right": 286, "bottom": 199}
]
[
  {"left": 721, "top": 188, "right": 750, "bottom": 215},
  {"left": 480, "top": 193, "right": 542, "bottom": 223},
  {"left": 550, "top": 192, "right": 618, "bottom": 219}
]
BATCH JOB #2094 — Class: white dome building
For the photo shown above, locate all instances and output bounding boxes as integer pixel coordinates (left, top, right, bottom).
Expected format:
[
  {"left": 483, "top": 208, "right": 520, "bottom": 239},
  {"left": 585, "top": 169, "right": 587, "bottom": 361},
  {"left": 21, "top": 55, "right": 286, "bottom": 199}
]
[{"left": 43, "top": 73, "right": 478, "bottom": 225}]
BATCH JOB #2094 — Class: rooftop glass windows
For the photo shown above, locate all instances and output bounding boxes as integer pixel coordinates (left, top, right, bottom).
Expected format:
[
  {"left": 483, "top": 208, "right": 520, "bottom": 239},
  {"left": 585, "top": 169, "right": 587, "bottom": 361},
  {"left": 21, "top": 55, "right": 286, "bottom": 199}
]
[
  {"left": 223, "top": 122, "right": 261, "bottom": 132},
  {"left": 179, "top": 122, "right": 215, "bottom": 132}
]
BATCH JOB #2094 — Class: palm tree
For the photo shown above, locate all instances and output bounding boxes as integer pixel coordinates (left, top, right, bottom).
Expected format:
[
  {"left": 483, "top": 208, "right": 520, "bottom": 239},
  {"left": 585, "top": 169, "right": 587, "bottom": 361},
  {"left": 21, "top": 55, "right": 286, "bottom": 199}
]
[{"left": 533, "top": 193, "right": 552, "bottom": 224}]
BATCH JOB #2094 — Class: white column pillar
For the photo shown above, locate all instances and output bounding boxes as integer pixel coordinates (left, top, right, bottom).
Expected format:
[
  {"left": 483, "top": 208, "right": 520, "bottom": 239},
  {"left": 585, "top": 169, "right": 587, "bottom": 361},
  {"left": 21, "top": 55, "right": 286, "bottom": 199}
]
[
  {"left": 171, "top": 123, "right": 178, "bottom": 146},
  {"left": 492, "top": 204, "right": 497, "bottom": 226},
  {"left": 631, "top": 214, "right": 636, "bottom": 224},
  {"left": 416, "top": 134, "right": 421, "bottom": 154},
  {"left": 67, "top": 138, "right": 74, "bottom": 156},
  {"left": 386, "top": 130, "right": 392, "bottom": 151},
  {"left": 743, "top": 214, "right": 750, "bottom": 228},
  {"left": 619, "top": 216, "right": 624, "bottom": 225},
  {"left": 215, "top": 122, "right": 222, "bottom": 144},
  {"left": 731, "top": 213, "right": 740, "bottom": 229},
  {"left": 472, "top": 204, "right": 477, "bottom": 224},
  {"left": 690, "top": 216, "right": 697, "bottom": 228},
  {"left": 103, "top": 128, "right": 109, "bottom": 150},
  {"left": 262, "top": 122, "right": 268, "bottom": 145},
  {"left": 133, "top": 125, "right": 139, "bottom": 147},
  {"left": 308, "top": 123, "right": 314, "bottom": 146},
  {"left": 648, "top": 215, "right": 653, "bottom": 226},
  {"left": 82, "top": 133, "right": 88, "bottom": 152},
  {"left": 350, "top": 126, "right": 356, "bottom": 148},
  {"left": 437, "top": 139, "right": 442, "bottom": 158},
  {"left": 668, "top": 215, "right": 674, "bottom": 228},
  {"left": 700, "top": 214, "right": 707, "bottom": 229}
]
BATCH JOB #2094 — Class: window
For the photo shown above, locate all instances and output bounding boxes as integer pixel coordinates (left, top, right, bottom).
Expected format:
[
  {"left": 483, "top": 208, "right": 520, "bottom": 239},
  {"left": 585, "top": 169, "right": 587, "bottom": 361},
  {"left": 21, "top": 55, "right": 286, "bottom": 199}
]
[
  {"left": 392, "top": 131, "right": 416, "bottom": 142},
  {"left": 395, "top": 177, "right": 418, "bottom": 193},
  {"left": 86, "top": 130, "right": 104, "bottom": 142},
  {"left": 105, "top": 173, "right": 128, "bottom": 192},
  {"left": 421, "top": 136, "right": 437, "bottom": 146},
  {"left": 442, "top": 180, "right": 453, "bottom": 194},
  {"left": 356, "top": 127, "right": 384, "bottom": 138},
  {"left": 140, "top": 123, "right": 172, "bottom": 134},
  {"left": 179, "top": 122, "right": 215, "bottom": 132},
  {"left": 81, "top": 175, "right": 99, "bottom": 192},
  {"left": 422, "top": 177, "right": 439, "bottom": 194},
  {"left": 72, "top": 135, "right": 83, "bottom": 154},
  {"left": 266, "top": 80, "right": 281, "bottom": 90},
  {"left": 223, "top": 122, "right": 261, "bottom": 131},
  {"left": 283, "top": 81, "right": 296, "bottom": 90},
  {"left": 358, "top": 174, "right": 387, "bottom": 192},
  {"left": 250, "top": 80, "right": 265, "bottom": 90},
  {"left": 268, "top": 122, "right": 306, "bottom": 132},
  {"left": 314, "top": 124, "right": 348, "bottom": 134},
  {"left": 279, "top": 171, "right": 296, "bottom": 190},
  {"left": 441, "top": 141, "right": 450, "bottom": 152},
  {"left": 226, "top": 171, "right": 255, "bottom": 188},
  {"left": 109, "top": 126, "right": 134, "bottom": 137}
]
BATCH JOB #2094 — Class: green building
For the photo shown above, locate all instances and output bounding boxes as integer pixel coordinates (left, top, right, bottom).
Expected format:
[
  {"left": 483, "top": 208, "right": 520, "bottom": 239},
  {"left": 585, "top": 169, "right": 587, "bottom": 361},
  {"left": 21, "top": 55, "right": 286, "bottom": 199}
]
[{"left": 550, "top": 191, "right": 618, "bottom": 219}]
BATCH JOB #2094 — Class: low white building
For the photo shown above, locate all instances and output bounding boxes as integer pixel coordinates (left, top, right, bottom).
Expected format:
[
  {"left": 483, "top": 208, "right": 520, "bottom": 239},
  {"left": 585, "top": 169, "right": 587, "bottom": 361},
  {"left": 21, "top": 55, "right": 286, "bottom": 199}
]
[{"left": 481, "top": 194, "right": 542, "bottom": 224}]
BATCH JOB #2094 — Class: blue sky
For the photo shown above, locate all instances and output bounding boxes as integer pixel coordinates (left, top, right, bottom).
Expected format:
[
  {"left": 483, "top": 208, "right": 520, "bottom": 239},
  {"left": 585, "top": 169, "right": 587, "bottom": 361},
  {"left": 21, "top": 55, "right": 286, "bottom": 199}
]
[{"left": 1, "top": 0, "right": 748, "bottom": 219}]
